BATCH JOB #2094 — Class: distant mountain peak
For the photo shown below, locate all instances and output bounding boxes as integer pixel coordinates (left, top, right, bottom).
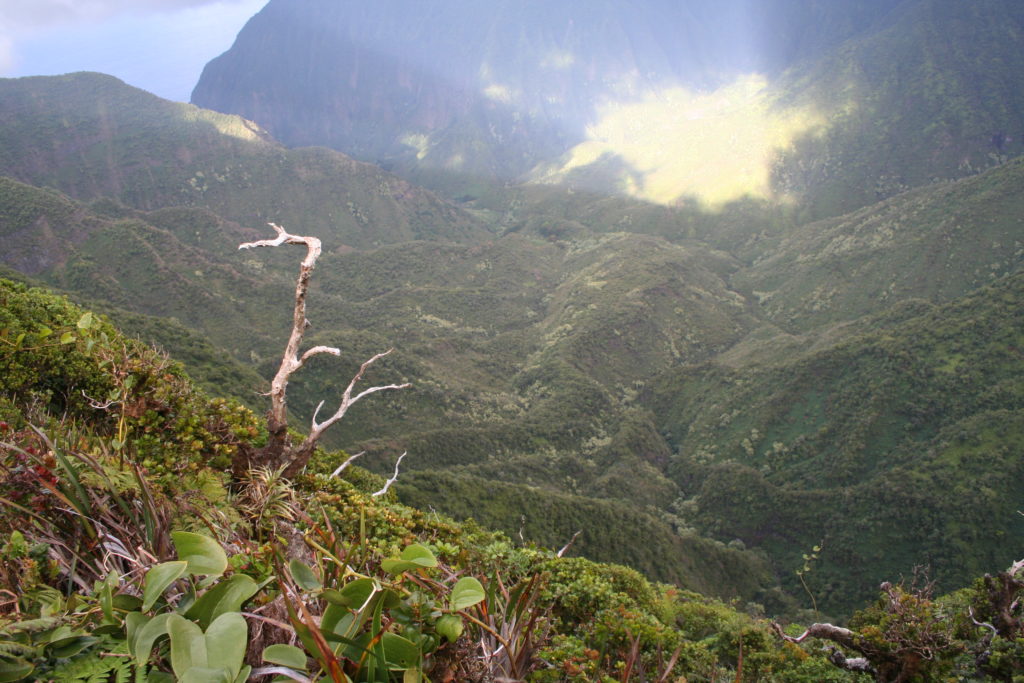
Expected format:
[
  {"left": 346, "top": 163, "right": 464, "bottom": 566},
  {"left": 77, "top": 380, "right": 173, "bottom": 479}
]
[{"left": 192, "top": 0, "right": 1024, "bottom": 219}]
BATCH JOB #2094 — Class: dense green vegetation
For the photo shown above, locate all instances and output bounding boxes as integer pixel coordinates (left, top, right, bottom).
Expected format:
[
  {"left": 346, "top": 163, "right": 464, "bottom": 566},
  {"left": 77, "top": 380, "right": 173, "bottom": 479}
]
[
  {"left": 2, "top": 63, "right": 1023, "bottom": 637},
  {"left": 1, "top": 278, "right": 1023, "bottom": 681},
  {"left": 0, "top": 73, "right": 485, "bottom": 251},
  {"left": 650, "top": 274, "right": 1024, "bottom": 612},
  {"left": 0, "top": 279, "right": 869, "bottom": 682}
]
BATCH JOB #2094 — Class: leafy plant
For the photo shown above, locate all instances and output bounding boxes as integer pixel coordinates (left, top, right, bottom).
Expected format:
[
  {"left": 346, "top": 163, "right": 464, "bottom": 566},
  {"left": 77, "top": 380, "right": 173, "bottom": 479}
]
[
  {"left": 273, "top": 539, "right": 489, "bottom": 682},
  {"left": 123, "top": 531, "right": 259, "bottom": 681}
]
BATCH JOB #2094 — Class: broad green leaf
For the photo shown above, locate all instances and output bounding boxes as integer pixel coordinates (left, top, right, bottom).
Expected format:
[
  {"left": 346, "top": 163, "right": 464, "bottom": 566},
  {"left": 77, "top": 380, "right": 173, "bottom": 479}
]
[
  {"left": 125, "top": 611, "right": 149, "bottom": 660},
  {"left": 449, "top": 577, "right": 485, "bottom": 611},
  {"left": 179, "top": 667, "right": 233, "bottom": 683},
  {"left": 112, "top": 593, "right": 143, "bottom": 612},
  {"left": 59, "top": 331, "right": 75, "bottom": 344},
  {"left": 134, "top": 614, "right": 173, "bottom": 666},
  {"left": 321, "top": 588, "right": 346, "bottom": 605},
  {"left": 142, "top": 561, "right": 188, "bottom": 612},
  {"left": 76, "top": 312, "right": 93, "bottom": 330},
  {"left": 381, "top": 632, "right": 421, "bottom": 670},
  {"left": 168, "top": 614, "right": 207, "bottom": 677},
  {"left": 184, "top": 574, "right": 259, "bottom": 629},
  {"left": 47, "top": 635, "right": 98, "bottom": 659},
  {"left": 320, "top": 602, "right": 348, "bottom": 635},
  {"left": 172, "top": 531, "right": 227, "bottom": 576},
  {"left": 263, "top": 643, "right": 309, "bottom": 670},
  {"left": 37, "top": 325, "right": 52, "bottom": 339},
  {"left": 381, "top": 544, "right": 437, "bottom": 575},
  {"left": 289, "top": 559, "right": 322, "bottom": 592},
  {"left": 232, "top": 665, "right": 252, "bottom": 683},
  {"left": 404, "top": 668, "right": 422, "bottom": 683},
  {"left": 0, "top": 659, "right": 34, "bottom": 682},
  {"left": 204, "top": 612, "right": 247, "bottom": 679},
  {"left": 435, "top": 614, "right": 463, "bottom": 642},
  {"left": 46, "top": 625, "right": 73, "bottom": 643},
  {"left": 335, "top": 578, "right": 376, "bottom": 608}
]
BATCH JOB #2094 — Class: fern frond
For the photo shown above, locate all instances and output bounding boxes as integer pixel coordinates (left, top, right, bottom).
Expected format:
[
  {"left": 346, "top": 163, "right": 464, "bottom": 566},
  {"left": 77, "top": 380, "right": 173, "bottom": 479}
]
[{"left": 46, "top": 640, "right": 132, "bottom": 682}]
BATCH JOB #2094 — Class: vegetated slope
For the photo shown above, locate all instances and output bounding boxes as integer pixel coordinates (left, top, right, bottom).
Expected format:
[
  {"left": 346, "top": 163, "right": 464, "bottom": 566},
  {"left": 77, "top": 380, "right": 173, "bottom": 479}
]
[
  {"left": 734, "top": 157, "right": 1024, "bottom": 331},
  {"left": 0, "top": 73, "right": 486, "bottom": 249},
  {"left": 771, "top": 0, "right": 1024, "bottom": 219},
  {"left": 3, "top": 279, "right": 869, "bottom": 682},
  {"left": 4, "top": 67, "right": 1024, "bottom": 616},
  {"left": 4, "top": 120, "right": 1024, "bottom": 615},
  {"left": 0, "top": 169, "right": 776, "bottom": 597},
  {"left": 646, "top": 273, "right": 1024, "bottom": 614},
  {"left": 0, "top": 175, "right": 294, "bottom": 356},
  {"left": 396, "top": 471, "right": 776, "bottom": 603}
]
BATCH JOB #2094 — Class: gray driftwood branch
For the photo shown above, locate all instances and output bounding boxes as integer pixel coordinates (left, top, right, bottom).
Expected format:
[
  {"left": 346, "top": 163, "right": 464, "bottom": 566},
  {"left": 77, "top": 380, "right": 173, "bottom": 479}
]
[{"left": 238, "top": 223, "right": 409, "bottom": 478}]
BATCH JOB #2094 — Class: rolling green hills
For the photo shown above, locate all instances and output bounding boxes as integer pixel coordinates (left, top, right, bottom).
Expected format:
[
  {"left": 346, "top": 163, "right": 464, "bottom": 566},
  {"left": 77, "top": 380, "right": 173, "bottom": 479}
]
[
  {"left": 0, "top": 73, "right": 487, "bottom": 250},
  {"left": 648, "top": 273, "right": 1024, "bottom": 612},
  {"left": 2, "top": 70, "right": 1024, "bottom": 620}
]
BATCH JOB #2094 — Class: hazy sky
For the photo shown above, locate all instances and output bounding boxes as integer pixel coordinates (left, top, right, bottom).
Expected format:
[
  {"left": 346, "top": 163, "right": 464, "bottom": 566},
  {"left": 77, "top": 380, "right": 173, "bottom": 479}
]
[{"left": 0, "top": 0, "right": 266, "bottom": 102}]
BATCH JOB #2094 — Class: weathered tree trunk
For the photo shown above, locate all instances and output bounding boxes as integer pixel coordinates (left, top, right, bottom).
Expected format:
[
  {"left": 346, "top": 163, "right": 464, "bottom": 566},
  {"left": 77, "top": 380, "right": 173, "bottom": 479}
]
[{"left": 234, "top": 224, "right": 409, "bottom": 479}]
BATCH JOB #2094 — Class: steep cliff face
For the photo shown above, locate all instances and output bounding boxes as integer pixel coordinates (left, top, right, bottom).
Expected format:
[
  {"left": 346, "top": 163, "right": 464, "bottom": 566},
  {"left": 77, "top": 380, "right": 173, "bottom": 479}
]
[{"left": 192, "top": 0, "right": 1024, "bottom": 214}]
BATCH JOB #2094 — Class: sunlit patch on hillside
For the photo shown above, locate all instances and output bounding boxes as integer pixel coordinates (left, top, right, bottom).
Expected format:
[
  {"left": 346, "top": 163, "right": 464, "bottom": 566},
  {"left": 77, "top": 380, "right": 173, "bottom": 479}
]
[
  {"left": 528, "top": 74, "right": 825, "bottom": 207},
  {"left": 401, "top": 133, "right": 431, "bottom": 160},
  {"left": 176, "top": 103, "right": 269, "bottom": 143},
  {"left": 541, "top": 50, "right": 575, "bottom": 70},
  {"left": 483, "top": 83, "right": 515, "bottom": 104}
]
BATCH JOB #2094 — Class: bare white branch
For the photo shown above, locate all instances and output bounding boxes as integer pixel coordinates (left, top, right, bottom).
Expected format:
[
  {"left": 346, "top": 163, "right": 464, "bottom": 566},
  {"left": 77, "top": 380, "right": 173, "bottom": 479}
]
[
  {"left": 969, "top": 607, "right": 998, "bottom": 636},
  {"left": 238, "top": 222, "right": 288, "bottom": 249},
  {"left": 81, "top": 390, "right": 120, "bottom": 410},
  {"left": 372, "top": 452, "right": 407, "bottom": 497},
  {"left": 299, "top": 345, "right": 341, "bottom": 365},
  {"left": 306, "top": 349, "right": 411, "bottom": 438},
  {"left": 557, "top": 530, "right": 583, "bottom": 557},
  {"left": 237, "top": 225, "right": 409, "bottom": 479},
  {"left": 330, "top": 451, "right": 366, "bottom": 478},
  {"left": 771, "top": 622, "right": 859, "bottom": 651},
  {"left": 237, "top": 223, "right": 324, "bottom": 435}
]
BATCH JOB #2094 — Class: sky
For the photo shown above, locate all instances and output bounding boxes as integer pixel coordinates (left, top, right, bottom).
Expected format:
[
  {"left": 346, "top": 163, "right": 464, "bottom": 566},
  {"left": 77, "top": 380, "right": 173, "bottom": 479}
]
[{"left": 0, "top": 0, "right": 267, "bottom": 103}]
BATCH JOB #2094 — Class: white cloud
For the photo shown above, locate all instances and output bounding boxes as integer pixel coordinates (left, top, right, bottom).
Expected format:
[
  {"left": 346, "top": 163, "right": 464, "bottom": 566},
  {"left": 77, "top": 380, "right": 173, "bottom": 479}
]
[
  {"left": 1, "top": 0, "right": 264, "bottom": 99},
  {"left": 0, "top": 1, "right": 238, "bottom": 30}
]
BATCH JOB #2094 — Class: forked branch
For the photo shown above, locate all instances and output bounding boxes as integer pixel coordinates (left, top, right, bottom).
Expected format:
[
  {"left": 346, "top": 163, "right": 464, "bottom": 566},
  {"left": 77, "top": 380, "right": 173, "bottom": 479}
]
[{"left": 236, "top": 224, "right": 410, "bottom": 478}]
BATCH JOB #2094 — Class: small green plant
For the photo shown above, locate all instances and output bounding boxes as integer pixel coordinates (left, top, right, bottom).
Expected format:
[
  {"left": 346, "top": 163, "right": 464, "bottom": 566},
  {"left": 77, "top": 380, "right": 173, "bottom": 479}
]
[
  {"left": 796, "top": 542, "right": 822, "bottom": 620},
  {"left": 122, "top": 530, "right": 260, "bottom": 681},
  {"left": 273, "top": 541, "right": 487, "bottom": 682}
]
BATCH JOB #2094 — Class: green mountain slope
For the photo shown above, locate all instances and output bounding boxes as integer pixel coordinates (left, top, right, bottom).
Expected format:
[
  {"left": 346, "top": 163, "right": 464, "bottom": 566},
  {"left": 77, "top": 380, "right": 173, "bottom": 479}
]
[
  {"left": 647, "top": 273, "right": 1024, "bottom": 612},
  {"left": 735, "top": 157, "right": 1024, "bottom": 330},
  {"left": 3, "top": 66, "right": 1024, "bottom": 619},
  {"left": 0, "top": 73, "right": 486, "bottom": 249},
  {"left": 773, "top": 0, "right": 1024, "bottom": 218},
  {"left": 5, "top": 279, "right": 878, "bottom": 682},
  {"left": 0, "top": 157, "right": 774, "bottom": 602}
]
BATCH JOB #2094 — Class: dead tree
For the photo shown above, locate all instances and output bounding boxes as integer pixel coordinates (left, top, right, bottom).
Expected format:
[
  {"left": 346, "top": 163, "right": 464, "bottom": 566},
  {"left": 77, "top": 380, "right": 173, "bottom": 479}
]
[{"left": 234, "top": 224, "right": 409, "bottom": 479}]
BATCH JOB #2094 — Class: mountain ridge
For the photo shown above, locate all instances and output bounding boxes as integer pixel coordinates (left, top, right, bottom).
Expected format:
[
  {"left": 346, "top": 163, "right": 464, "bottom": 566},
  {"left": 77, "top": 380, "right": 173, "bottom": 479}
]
[{"left": 2, "top": 66, "right": 1023, "bottom": 616}]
